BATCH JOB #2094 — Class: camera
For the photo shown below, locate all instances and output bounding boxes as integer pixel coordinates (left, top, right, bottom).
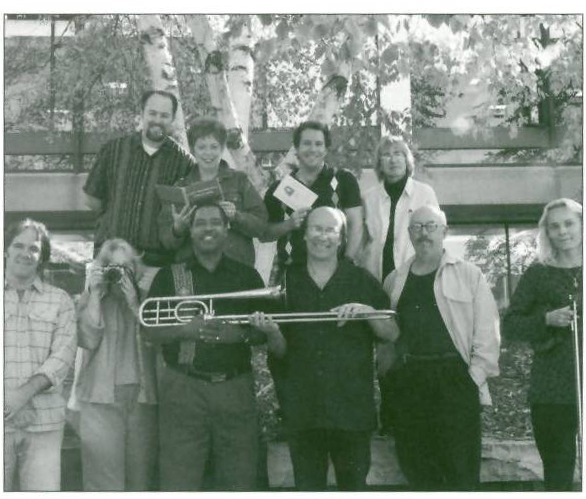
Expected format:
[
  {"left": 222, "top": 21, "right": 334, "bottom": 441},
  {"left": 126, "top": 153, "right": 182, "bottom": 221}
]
[{"left": 102, "top": 265, "right": 126, "bottom": 284}]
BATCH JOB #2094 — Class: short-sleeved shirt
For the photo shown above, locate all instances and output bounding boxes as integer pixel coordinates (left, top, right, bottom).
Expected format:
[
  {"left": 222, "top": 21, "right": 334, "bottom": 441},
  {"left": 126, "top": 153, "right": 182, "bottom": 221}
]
[
  {"left": 4, "top": 277, "right": 77, "bottom": 432},
  {"left": 84, "top": 132, "right": 196, "bottom": 258},
  {"left": 264, "top": 165, "right": 362, "bottom": 267},
  {"left": 273, "top": 260, "right": 390, "bottom": 432},
  {"left": 146, "top": 255, "right": 266, "bottom": 373}
]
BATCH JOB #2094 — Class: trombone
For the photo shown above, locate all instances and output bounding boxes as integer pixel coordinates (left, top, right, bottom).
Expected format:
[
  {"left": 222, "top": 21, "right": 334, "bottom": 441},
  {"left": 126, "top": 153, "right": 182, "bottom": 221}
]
[
  {"left": 139, "top": 286, "right": 395, "bottom": 327},
  {"left": 570, "top": 295, "right": 582, "bottom": 471}
]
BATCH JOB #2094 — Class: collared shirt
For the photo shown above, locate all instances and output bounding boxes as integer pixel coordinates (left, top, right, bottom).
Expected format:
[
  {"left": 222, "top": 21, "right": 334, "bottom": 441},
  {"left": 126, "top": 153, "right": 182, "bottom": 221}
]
[
  {"left": 360, "top": 177, "right": 439, "bottom": 281},
  {"left": 274, "top": 261, "right": 390, "bottom": 432},
  {"left": 75, "top": 287, "right": 158, "bottom": 405},
  {"left": 384, "top": 250, "right": 501, "bottom": 405},
  {"left": 84, "top": 132, "right": 196, "bottom": 257},
  {"left": 158, "top": 160, "right": 268, "bottom": 267},
  {"left": 4, "top": 277, "right": 77, "bottom": 432},
  {"left": 147, "top": 255, "right": 266, "bottom": 373},
  {"left": 264, "top": 165, "right": 362, "bottom": 267}
]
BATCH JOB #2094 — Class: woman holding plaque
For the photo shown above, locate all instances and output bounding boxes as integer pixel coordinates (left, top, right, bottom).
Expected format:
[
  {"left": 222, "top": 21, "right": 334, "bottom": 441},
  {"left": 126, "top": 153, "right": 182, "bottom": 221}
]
[
  {"left": 503, "top": 198, "right": 582, "bottom": 491},
  {"left": 158, "top": 118, "right": 267, "bottom": 267}
]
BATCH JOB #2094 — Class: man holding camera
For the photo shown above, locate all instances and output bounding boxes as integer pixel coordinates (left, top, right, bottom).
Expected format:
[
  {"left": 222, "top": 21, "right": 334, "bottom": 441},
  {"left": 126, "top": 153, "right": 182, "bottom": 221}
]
[
  {"left": 75, "top": 239, "right": 158, "bottom": 491},
  {"left": 143, "top": 203, "right": 268, "bottom": 491}
]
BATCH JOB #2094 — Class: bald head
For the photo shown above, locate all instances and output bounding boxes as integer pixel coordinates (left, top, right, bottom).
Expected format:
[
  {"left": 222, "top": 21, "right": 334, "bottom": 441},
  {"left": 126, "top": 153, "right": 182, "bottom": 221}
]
[
  {"left": 304, "top": 206, "right": 347, "bottom": 262},
  {"left": 408, "top": 205, "right": 447, "bottom": 260}
]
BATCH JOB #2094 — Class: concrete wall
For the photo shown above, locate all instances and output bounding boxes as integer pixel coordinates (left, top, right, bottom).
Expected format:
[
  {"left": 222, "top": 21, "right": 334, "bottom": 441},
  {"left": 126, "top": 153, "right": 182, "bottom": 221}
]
[{"left": 5, "top": 165, "right": 582, "bottom": 213}]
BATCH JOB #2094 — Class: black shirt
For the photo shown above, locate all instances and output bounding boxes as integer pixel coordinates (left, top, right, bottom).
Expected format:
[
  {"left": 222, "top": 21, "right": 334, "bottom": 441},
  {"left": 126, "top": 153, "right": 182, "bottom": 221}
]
[
  {"left": 273, "top": 260, "right": 390, "bottom": 432},
  {"left": 146, "top": 255, "right": 266, "bottom": 373},
  {"left": 396, "top": 269, "right": 459, "bottom": 356},
  {"left": 264, "top": 165, "right": 362, "bottom": 268}
]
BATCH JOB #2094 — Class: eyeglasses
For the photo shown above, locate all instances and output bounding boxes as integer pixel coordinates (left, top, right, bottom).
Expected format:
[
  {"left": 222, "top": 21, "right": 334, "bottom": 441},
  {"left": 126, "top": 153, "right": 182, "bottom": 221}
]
[
  {"left": 307, "top": 225, "right": 341, "bottom": 237},
  {"left": 408, "top": 222, "right": 443, "bottom": 234}
]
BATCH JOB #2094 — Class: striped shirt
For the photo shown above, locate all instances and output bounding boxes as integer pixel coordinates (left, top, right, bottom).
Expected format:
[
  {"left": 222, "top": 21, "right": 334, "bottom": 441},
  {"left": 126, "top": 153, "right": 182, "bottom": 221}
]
[
  {"left": 84, "top": 132, "right": 196, "bottom": 256},
  {"left": 4, "top": 277, "right": 77, "bottom": 432}
]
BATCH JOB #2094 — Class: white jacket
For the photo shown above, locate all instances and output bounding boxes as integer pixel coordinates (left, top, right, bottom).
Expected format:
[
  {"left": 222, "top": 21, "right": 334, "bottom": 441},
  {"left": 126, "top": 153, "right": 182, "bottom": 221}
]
[
  {"left": 384, "top": 251, "right": 501, "bottom": 405},
  {"left": 360, "top": 177, "right": 439, "bottom": 281}
]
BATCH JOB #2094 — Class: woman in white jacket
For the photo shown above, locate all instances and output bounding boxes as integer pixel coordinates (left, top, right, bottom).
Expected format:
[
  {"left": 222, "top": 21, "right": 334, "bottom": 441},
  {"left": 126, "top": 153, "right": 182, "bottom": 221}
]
[{"left": 359, "top": 136, "right": 439, "bottom": 435}]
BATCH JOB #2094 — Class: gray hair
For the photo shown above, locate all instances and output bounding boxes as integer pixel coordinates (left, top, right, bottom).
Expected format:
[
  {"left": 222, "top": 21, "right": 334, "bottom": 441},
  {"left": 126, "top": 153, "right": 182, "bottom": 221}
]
[
  {"left": 536, "top": 198, "right": 582, "bottom": 264},
  {"left": 409, "top": 204, "right": 448, "bottom": 226}
]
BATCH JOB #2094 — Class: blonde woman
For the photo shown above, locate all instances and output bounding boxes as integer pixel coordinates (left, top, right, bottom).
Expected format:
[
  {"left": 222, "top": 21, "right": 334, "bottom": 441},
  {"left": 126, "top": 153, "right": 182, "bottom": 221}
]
[
  {"left": 504, "top": 198, "right": 582, "bottom": 491},
  {"left": 75, "top": 239, "right": 158, "bottom": 491}
]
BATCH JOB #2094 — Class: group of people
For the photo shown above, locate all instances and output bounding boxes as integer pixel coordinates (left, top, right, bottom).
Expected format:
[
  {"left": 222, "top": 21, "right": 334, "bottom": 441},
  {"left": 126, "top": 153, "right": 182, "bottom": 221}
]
[{"left": 4, "top": 88, "right": 581, "bottom": 492}]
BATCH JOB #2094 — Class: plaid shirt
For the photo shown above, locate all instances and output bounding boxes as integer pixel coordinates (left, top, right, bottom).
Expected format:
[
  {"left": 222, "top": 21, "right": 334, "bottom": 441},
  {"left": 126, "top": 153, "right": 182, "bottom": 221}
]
[
  {"left": 84, "top": 132, "right": 196, "bottom": 255},
  {"left": 4, "top": 277, "right": 77, "bottom": 432}
]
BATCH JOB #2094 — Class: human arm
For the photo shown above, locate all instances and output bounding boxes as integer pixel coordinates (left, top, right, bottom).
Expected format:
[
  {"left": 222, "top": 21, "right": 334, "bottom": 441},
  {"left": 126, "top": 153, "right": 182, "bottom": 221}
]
[
  {"left": 4, "top": 375, "right": 52, "bottom": 421},
  {"left": 83, "top": 141, "right": 111, "bottom": 212},
  {"left": 221, "top": 174, "right": 268, "bottom": 238},
  {"left": 159, "top": 202, "right": 195, "bottom": 251},
  {"left": 260, "top": 208, "right": 310, "bottom": 242},
  {"left": 249, "top": 312, "right": 287, "bottom": 358},
  {"left": 343, "top": 205, "right": 364, "bottom": 261},
  {"left": 502, "top": 265, "right": 553, "bottom": 345},
  {"left": 469, "top": 269, "right": 501, "bottom": 386}
]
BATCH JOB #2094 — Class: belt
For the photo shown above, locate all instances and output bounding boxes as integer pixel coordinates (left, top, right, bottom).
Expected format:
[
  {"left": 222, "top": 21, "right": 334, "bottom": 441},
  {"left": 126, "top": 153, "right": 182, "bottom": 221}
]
[
  {"left": 169, "top": 364, "right": 251, "bottom": 383},
  {"left": 401, "top": 352, "right": 462, "bottom": 364}
]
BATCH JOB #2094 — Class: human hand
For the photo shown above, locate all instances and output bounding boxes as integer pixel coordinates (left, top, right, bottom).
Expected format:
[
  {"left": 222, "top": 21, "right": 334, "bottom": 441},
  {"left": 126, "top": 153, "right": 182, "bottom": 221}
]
[
  {"left": 219, "top": 201, "right": 237, "bottom": 221},
  {"left": 196, "top": 320, "right": 244, "bottom": 344},
  {"left": 288, "top": 208, "right": 310, "bottom": 230},
  {"left": 119, "top": 273, "right": 139, "bottom": 311},
  {"left": 249, "top": 311, "right": 281, "bottom": 336},
  {"left": 87, "top": 265, "right": 105, "bottom": 295},
  {"left": 546, "top": 306, "right": 575, "bottom": 328},
  {"left": 172, "top": 204, "right": 196, "bottom": 236},
  {"left": 4, "top": 388, "right": 33, "bottom": 423},
  {"left": 330, "top": 303, "right": 375, "bottom": 327}
]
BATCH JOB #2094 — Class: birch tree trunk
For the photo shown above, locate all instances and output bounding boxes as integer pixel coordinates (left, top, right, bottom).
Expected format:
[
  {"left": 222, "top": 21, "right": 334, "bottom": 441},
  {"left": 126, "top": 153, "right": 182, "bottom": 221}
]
[
  {"left": 228, "top": 17, "right": 255, "bottom": 138},
  {"left": 275, "top": 61, "right": 353, "bottom": 177},
  {"left": 137, "top": 14, "right": 188, "bottom": 150},
  {"left": 185, "top": 14, "right": 266, "bottom": 192}
]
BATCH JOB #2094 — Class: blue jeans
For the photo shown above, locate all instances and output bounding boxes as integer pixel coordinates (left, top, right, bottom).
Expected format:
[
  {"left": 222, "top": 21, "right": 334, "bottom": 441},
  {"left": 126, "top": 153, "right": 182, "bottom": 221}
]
[
  {"left": 80, "top": 385, "right": 158, "bottom": 491},
  {"left": 158, "top": 367, "right": 258, "bottom": 491},
  {"left": 4, "top": 428, "right": 64, "bottom": 491}
]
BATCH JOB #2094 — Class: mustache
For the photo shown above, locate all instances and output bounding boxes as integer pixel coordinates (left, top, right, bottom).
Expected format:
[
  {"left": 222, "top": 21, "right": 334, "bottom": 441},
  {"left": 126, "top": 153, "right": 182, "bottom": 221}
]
[{"left": 415, "top": 236, "right": 433, "bottom": 244}]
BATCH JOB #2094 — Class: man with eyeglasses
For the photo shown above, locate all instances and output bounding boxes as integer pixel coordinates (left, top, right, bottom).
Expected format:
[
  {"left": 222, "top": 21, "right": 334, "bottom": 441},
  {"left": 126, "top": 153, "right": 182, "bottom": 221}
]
[
  {"left": 252, "top": 206, "right": 397, "bottom": 491},
  {"left": 381, "top": 205, "right": 500, "bottom": 491}
]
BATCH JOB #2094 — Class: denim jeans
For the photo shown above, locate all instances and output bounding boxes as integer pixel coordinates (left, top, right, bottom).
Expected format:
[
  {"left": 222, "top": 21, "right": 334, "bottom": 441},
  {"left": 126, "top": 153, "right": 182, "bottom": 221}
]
[
  {"left": 4, "top": 427, "right": 64, "bottom": 491},
  {"left": 80, "top": 384, "right": 158, "bottom": 491}
]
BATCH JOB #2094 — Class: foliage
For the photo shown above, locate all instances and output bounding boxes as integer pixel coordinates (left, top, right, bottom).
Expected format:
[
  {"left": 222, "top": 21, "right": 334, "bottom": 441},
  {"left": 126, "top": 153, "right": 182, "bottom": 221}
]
[{"left": 464, "top": 230, "right": 537, "bottom": 286}]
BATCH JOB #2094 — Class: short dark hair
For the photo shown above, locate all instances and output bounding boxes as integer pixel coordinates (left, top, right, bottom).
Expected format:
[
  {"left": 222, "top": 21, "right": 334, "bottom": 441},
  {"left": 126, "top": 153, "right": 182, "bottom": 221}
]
[
  {"left": 5, "top": 218, "right": 52, "bottom": 275},
  {"left": 191, "top": 202, "right": 230, "bottom": 227},
  {"left": 141, "top": 90, "right": 178, "bottom": 117},
  {"left": 187, "top": 118, "right": 228, "bottom": 149},
  {"left": 293, "top": 121, "right": 331, "bottom": 149}
]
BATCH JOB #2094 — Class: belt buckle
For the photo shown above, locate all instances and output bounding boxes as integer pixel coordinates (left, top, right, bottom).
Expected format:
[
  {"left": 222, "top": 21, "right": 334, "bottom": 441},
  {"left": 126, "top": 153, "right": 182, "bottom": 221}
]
[{"left": 209, "top": 372, "right": 228, "bottom": 383}]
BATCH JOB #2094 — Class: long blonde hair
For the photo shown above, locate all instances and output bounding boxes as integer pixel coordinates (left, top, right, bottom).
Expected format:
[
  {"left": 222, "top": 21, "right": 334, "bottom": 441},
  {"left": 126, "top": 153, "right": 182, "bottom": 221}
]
[
  {"left": 95, "top": 238, "right": 144, "bottom": 279},
  {"left": 536, "top": 198, "right": 583, "bottom": 264},
  {"left": 373, "top": 136, "right": 415, "bottom": 181}
]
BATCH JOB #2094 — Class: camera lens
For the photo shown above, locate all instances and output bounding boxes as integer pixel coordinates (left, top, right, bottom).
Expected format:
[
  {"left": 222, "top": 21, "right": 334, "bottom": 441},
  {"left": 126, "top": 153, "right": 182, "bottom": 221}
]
[{"left": 103, "top": 266, "right": 124, "bottom": 284}]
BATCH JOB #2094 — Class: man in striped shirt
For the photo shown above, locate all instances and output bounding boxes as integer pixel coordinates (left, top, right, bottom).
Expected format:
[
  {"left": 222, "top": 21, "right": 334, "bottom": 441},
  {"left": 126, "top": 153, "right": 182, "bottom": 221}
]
[
  {"left": 83, "top": 90, "right": 197, "bottom": 267},
  {"left": 4, "top": 219, "right": 77, "bottom": 491}
]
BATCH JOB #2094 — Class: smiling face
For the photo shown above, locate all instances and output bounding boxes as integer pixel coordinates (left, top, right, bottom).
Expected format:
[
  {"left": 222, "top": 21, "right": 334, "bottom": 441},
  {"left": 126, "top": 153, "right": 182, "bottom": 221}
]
[
  {"left": 5, "top": 227, "right": 43, "bottom": 282},
  {"left": 141, "top": 93, "right": 175, "bottom": 144},
  {"left": 408, "top": 206, "right": 447, "bottom": 260},
  {"left": 190, "top": 205, "right": 228, "bottom": 256},
  {"left": 546, "top": 206, "right": 582, "bottom": 254},
  {"left": 380, "top": 144, "right": 408, "bottom": 184},
  {"left": 304, "top": 208, "right": 343, "bottom": 262},
  {"left": 192, "top": 135, "right": 224, "bottom": 174},
  {"left": 296, "top": 128, "right": 327, "bottom": 172}
]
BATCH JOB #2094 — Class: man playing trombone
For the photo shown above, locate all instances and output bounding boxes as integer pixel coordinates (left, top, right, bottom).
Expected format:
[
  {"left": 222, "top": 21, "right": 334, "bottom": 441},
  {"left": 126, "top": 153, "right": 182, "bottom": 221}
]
[
  {"left": 251, "top": 206, "right": 398, "bottom": 491},
  {"left": 142, "top": 202, "right": 268, "bottom": 491}
]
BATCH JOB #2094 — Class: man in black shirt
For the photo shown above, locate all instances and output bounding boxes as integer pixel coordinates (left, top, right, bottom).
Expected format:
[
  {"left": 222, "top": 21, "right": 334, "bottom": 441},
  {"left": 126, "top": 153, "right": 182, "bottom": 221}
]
[
  {"left": 143, "top": 203, "right": 267, "bottom": 491},
  {"left": 262, "top": 122, "right": 363, "bottom": 282},
  {"left": 252, "top": 206, "right": 396, "bottom": 491}
]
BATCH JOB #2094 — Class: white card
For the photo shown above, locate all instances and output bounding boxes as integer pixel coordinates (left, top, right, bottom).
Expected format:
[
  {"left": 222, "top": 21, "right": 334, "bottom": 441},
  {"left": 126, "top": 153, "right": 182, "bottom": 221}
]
[{"left": 273, "top": 175, "right": 318, "bottom": 211}]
